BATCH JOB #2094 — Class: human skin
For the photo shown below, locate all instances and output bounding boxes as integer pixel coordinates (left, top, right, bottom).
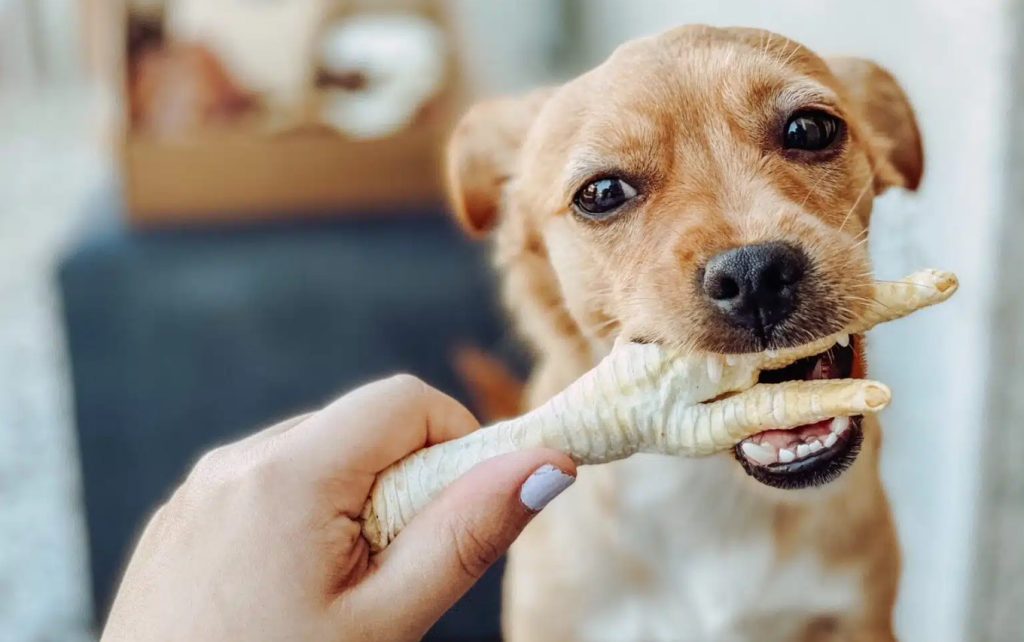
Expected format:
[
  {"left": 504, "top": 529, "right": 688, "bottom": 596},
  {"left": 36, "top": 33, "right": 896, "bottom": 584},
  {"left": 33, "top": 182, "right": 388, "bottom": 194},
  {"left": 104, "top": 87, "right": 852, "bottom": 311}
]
[{"left": 101, "top": 375, "right": 576, "bottom": 642}]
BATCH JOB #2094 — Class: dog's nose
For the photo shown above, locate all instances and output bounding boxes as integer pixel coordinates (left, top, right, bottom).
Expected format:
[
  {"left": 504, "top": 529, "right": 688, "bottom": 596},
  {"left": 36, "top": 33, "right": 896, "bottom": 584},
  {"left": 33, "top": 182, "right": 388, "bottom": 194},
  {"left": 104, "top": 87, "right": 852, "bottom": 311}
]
[{"left": 702, "top": 242, "right": 807, "bottom": 336}]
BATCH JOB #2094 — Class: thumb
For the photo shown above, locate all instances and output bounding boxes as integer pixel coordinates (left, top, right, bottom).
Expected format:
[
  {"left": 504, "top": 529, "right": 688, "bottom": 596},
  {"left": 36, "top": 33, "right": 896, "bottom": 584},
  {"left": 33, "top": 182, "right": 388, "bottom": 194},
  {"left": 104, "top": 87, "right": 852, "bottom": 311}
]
[{"left": 349, "top": 449, "right": 576, "bottom": 640}]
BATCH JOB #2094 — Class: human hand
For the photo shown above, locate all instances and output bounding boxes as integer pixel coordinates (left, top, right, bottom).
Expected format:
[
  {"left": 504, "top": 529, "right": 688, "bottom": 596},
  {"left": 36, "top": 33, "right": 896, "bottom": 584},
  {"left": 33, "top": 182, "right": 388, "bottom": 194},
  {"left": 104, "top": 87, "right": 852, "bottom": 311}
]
[{"left": 101, "top": 375, "right": 576, "bottom": 642}]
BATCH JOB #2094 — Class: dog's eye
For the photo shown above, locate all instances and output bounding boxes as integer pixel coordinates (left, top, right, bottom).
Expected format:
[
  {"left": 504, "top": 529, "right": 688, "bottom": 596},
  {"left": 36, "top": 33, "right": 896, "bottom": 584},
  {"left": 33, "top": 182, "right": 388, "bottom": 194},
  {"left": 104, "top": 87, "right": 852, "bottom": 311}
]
[
  {"left": 573, "top": 178, "right": 638, "bottom": 219},
  {"left": 783, "top": 111, "right": 843, "bottom": 152}
]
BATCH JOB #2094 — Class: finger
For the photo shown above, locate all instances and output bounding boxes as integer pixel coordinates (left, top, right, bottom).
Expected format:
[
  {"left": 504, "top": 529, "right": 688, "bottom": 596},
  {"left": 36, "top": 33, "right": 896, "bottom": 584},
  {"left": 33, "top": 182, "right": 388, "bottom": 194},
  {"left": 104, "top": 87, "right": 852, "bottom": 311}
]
[
  {"left": 678, "top": 379, "right": 891, "bottom": 455},
  {"left": 345, "top": 448, "right": 576, "bottom": 641},
  {"left": 278, "top": 375, "right": 480, "bottom": 478}
]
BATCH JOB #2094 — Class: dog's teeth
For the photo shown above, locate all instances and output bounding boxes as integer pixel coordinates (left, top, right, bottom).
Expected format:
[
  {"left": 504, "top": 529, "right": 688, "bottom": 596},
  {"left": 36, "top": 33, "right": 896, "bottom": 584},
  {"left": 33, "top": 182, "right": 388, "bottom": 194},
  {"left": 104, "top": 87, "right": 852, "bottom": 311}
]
[
  {"left": 796, "top": 444, "right": 810, "bottom": 459},
  {"left": 824, "top": 433, "right": 838, "bottom": 448},
  {"left": 740, "top": 442, "right": 776, "bottom": 466},
  {"left": 778, "top": 448, "right": 796, "bottom": 463},
  {"left": 830, "top": 416, "right": 850, "bottom": 434},
  {"left": 836, "top": 333, "right": 850, "bottom": 348},
  {"left": 808, "top": 440, "right": 824, "bottom": 453}
]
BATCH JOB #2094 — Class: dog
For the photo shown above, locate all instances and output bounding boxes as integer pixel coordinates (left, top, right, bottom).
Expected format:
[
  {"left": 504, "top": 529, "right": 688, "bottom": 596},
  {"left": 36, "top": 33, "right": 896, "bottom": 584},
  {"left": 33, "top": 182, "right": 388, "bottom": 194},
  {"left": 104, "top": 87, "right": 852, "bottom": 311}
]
[{"left": 445, "top": 25, "right": 922, "bottom": 642}]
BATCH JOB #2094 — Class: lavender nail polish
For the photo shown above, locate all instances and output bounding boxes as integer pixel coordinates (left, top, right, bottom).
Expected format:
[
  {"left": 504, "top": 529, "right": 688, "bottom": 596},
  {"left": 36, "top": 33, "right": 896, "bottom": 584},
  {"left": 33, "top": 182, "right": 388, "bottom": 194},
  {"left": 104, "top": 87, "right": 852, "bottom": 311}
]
[{"left": 520, "top": 464, "right": 575, "bottom": 512}]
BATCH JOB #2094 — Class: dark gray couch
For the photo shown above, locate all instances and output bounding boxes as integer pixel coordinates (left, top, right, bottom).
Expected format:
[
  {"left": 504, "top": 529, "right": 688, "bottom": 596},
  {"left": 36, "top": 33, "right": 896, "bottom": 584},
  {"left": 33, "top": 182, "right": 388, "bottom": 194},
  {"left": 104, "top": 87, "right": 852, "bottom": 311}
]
[{"left": 59, "top": 202, "right": 524, "bottom": 640}]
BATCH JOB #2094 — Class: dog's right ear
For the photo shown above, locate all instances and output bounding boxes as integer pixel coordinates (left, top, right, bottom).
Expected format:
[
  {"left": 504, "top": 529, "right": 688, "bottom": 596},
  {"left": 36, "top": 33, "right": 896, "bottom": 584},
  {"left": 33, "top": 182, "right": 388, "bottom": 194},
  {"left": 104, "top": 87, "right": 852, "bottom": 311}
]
[
  {"left": 827, "top": 57, "right": 924, "bottom": 193},
  {"left": 445, "top": 88, "right": 553, "bottom": 236}
]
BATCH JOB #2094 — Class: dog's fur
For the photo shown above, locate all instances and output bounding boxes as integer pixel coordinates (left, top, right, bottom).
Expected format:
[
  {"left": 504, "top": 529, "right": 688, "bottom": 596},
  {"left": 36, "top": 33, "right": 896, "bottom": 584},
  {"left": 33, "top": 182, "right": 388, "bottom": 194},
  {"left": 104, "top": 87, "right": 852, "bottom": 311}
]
[{"left": 446, "top": 26, "right": 923, "bottom": 641}]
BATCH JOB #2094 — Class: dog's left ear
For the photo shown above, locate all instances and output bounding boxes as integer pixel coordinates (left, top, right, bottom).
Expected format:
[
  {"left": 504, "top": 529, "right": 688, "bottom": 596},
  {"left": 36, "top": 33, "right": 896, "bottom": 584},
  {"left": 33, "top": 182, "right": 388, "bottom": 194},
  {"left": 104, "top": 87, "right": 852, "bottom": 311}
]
[{"left": 827, "top": 57, "right": 924, "bottom": 192}]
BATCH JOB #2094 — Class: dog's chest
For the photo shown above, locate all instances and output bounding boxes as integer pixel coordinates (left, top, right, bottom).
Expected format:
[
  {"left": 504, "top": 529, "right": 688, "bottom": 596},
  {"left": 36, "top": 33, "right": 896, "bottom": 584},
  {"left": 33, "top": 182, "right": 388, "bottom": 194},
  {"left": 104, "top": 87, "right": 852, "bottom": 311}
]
[{"left": 575, "top": 455, "right": 862, "bottom": 641}]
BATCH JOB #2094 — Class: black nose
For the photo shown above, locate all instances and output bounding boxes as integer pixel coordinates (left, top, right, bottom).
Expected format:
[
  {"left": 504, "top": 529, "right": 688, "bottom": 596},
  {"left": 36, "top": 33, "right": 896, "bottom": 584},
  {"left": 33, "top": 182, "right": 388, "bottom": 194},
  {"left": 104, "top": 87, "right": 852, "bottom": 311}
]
[{"left": 702, "top": 242, "right": 808, "bottom": 337}]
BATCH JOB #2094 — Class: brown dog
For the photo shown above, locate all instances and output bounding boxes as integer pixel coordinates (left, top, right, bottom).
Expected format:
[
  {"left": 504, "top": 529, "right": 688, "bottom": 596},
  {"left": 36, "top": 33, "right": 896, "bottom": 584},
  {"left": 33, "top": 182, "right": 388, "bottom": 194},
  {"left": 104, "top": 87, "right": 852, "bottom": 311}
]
[{"left": 447, "top": 25, "right": 922, "bottom": 642}]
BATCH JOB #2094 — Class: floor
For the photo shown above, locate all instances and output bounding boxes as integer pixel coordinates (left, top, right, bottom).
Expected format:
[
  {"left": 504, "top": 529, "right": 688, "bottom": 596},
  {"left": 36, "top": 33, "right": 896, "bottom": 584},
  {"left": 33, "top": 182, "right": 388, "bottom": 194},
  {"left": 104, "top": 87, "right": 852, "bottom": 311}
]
[{"left": 0, "top": 87, "right": 106, "bottom": 641}]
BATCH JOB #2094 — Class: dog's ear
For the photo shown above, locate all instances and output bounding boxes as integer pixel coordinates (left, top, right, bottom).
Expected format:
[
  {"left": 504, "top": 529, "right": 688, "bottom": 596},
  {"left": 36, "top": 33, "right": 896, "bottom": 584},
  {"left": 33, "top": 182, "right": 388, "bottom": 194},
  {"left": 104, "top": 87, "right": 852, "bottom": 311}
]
[
  {"left": 445, "top": 88, "right": 553, "bottom": 236},
  {"left": 827, "top": 57, "right": 924, "bottom": 193}
]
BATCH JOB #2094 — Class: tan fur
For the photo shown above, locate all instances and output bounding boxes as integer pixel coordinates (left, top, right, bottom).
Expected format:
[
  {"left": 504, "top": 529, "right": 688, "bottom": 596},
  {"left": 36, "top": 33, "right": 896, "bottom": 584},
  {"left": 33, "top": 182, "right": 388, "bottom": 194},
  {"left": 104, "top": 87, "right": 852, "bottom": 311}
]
[
  {"left": 451, "top": 345, "right": 524, "bottom": 421},
  {"left": 447, "top": 25, "right": 922, "bottom": 642}
]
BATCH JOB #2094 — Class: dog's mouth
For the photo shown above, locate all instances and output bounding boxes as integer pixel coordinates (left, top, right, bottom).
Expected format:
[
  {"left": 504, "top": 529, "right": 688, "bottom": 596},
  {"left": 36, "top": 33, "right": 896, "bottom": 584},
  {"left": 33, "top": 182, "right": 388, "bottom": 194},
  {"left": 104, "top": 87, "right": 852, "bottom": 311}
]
[{"left": 733, "top": 335, "right": 863, "bottom": 490}]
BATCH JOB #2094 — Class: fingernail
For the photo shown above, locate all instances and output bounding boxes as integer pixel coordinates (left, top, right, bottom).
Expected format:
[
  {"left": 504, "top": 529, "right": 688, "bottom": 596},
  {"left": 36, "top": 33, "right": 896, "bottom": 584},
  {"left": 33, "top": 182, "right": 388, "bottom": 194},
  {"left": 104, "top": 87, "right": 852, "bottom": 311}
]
[{"left": 520, "top": 464, "right": 575, "bottom": 512}]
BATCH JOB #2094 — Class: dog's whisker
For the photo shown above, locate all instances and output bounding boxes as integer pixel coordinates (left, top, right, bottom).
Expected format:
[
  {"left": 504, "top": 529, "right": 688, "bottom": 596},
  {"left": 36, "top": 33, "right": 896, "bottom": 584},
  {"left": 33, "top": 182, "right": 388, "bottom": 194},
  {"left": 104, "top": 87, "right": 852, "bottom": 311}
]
[
  {"left": 839, "top": 174, "right": 875, "bottom": 234},
  {"left": 760, "top": 32, "right": 775, "bottom": 59},
  {"left": 589, "top": 317, "right": 623, "bottom": 333},
  {"left": 849, "top": 225, "right": 870, "bottom": 238},
  {"left": 798, "top": 171, "right": 829, "bottom": 210},
  {"left": 869, "top": 280, "right": 939, "bottom": 288},
  {"left": 850, "top": 236, "right": 870, "bottom": 250},
  {"left": 845, "top": 295, "right": 883, "bottom": 305},
  {"left": 779, "top": 39, "right": 802, "bottom": 68},
  {"left": 843, "top": 293, "right": 898, "bottom": 313}
]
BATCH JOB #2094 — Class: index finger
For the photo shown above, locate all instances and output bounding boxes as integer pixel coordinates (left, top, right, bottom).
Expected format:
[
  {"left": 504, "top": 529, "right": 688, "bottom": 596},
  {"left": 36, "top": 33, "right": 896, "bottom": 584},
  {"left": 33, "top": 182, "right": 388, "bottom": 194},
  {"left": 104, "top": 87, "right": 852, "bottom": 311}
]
[{"left": 277, "top": 374, "right": 481, "bottom": 479}]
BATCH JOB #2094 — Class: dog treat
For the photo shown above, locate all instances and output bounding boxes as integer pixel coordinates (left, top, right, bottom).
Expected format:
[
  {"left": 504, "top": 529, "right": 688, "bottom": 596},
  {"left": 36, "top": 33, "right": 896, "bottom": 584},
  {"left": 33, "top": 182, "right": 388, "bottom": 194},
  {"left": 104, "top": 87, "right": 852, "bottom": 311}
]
[{"left": 361, "top": 269, "right": 957, "bottom": 550}]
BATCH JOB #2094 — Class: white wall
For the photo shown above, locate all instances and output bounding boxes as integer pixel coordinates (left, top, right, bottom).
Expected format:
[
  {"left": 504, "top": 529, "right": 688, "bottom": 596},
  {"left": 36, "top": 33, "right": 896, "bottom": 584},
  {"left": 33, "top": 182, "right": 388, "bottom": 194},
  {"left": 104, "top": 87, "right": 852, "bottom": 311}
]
[
  {"left": 577, "top": 2, "right": 1007, "bottom": 640},
  {"left": 36, "top": 0, "right": 82, "bottom": 81},
  {"left": 449, "top": 0, "right": 566, "bottom": 94}
]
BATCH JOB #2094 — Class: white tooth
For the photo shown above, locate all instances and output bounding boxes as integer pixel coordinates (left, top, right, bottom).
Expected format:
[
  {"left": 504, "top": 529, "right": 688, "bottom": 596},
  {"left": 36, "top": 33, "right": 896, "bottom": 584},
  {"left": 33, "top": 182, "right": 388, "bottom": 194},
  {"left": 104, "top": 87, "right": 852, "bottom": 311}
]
[
  {"left": 796, "top": 444, "right": 810, "bottom": 458},
  {"left": 824, "top": 433, "right": 838, "bottom": 448},
  {"left": 725, "top": 354, "right": 737, "bottom": 366},
  {"left": 765, "top": 349, "right": 778, "bottom": 359},
  {"left": 836, "top": 333, "right": 850, "bottom": 348},
  {"left": 808, "top": 440, "right": 824, "bottom": 453},
  {"left": 779, "top": 448, "right": 796, "bottom": 463},
  {"left": 707, "top": 355, "right": 723, "bottom": 384},
  {"left": 831, "top": 416, "right": 850, "bottom": 434},
  {"left": 741, "top": 442, "right": 776, "bottom": 466}
]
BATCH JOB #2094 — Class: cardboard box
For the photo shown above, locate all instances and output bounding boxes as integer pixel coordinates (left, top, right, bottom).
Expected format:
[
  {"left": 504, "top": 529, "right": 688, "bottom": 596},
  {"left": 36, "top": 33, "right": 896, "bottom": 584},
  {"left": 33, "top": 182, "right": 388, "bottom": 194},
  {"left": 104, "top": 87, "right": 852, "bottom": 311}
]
[
  {"left": 122, "top": 122, "right": 448, "bottom": 224},
  {"left": 88, "top": 0, "right": 459, "bottom": 226}
]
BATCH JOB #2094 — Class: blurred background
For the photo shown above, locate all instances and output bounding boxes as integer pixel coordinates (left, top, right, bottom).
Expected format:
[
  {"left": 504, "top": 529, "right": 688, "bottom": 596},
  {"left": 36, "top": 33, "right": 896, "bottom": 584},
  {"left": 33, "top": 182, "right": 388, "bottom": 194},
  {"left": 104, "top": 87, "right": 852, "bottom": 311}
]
[{"left": 0, "top": 0, "right": 1018, "bottom": 640}]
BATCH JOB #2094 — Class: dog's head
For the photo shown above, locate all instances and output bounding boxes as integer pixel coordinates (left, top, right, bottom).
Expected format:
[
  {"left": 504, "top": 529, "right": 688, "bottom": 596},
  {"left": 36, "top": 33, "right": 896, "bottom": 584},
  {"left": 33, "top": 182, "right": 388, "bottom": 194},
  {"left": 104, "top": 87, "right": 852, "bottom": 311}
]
[{"left": 446, "top": 26, "right": 922, "bottom": 490}]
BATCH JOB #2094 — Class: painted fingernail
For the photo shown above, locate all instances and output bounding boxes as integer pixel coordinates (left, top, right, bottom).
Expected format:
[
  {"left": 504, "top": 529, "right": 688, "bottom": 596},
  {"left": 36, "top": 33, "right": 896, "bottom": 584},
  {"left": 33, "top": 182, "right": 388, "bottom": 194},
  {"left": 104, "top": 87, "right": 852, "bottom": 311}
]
[{"left": 519, "top": 464, "right": 575, "bottom": 512}]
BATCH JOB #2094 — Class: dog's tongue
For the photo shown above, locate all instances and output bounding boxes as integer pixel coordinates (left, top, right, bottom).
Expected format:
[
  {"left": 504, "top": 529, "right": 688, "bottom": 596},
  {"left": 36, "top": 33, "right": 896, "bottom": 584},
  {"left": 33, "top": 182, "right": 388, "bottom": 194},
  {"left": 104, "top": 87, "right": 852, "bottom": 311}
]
[{"left": 748, "top": 342, "right": 850, "bottom": 449}]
